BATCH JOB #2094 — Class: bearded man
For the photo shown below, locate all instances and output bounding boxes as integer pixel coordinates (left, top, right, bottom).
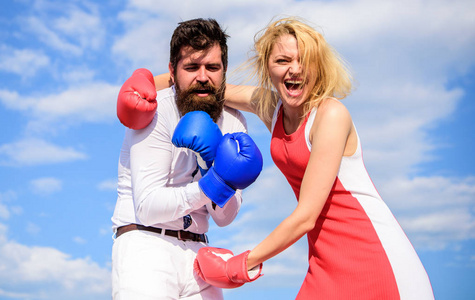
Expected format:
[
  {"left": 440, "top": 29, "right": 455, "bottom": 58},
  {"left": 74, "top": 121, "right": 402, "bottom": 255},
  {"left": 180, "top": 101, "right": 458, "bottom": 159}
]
[{"left": 111, "top": 18, "right": 262, "bottom": 299}]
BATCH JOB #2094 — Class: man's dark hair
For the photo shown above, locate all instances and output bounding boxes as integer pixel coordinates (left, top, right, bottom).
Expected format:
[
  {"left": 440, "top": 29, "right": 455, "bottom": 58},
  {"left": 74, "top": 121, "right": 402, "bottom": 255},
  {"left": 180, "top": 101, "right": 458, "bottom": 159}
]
[{"left": 170, "top": 18, "right": 229, "bottom": 72}]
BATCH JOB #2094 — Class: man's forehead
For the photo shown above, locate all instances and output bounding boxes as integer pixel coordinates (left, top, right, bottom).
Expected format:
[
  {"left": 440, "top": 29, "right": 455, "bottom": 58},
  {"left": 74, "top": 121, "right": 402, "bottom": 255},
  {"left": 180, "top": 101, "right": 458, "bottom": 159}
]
[{"left": 178, "top": 44, "right": 223, "bottom": 65}]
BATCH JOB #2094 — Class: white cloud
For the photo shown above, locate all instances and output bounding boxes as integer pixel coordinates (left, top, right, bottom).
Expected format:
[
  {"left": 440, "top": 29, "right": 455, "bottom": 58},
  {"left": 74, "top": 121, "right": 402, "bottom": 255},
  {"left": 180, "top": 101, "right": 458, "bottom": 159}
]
[
  {"left": 99, "top": 225, "right": 112, "bottom": 237},
  {"left": 73, "top": 236, "right": 87, "bottom": 245},
  {"left": 399, "top": 209, "right": 475, "bottom": 250},
  {"left": 379, "top": 176, "right": 475, "bottom": 250},
  {"left": 0, "top": 224, "right": 6, "bottom": 243},
  {"left": 52, "top": 5, "right": 104, "bottom": 50},
  {"left": 0, "top": 228, "right": 110, "bottom": 299},
  {"left": 22, "top": 2, "right": 105, "bottom": 56},
  {"left": 26, "top": 222, "right": 41, "bottom": 235},
  {"left": 0, "top": 138, "right": 87, "bottom": 166},
  {"left": 97, "top": 179, "right": 118, "bottom": 191},
  {"left": 10, "top": 206, "right": 23, "bottom": 216},
  {"left": 112, "top": 16, "right": 174, "bottom": 73},
  {"left": 381, "top": 176, "right": 475, "bottom": 211},
  {"left": 33, "top": 83, "right": 117, "bottom": 121},
  {"left": 0, "top": 46, "right": 50, "bottom": 78},
  {"left": 0, "top": 289, "right": 33, "bottom": 299},
  {"left": 24, "top": 16, "right": 83, "bottom": 56},
  {"left": 30, "top": 177, "right": 62, "bottom": 196},
  {"left": 0, "top": 205, "right": 8, "bottom": 220},
  {"left": 62, "top": 67, "right": 96, "bottom": 83},
  {"left": 0, "top": 191, "right": 17, "bottom": 220},
  {"left": 0, "top": 82, "right": 119, "bottom": 134},
  {"left": 112, "top": 0, "right": 280, "bottom": 72}
]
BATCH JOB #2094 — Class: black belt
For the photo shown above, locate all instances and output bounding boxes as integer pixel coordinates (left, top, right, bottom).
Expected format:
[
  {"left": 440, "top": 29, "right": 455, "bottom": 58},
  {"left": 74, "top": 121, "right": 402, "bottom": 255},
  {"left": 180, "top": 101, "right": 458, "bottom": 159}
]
[{"left": 116, "top": 224, "right": 208, "bottom": 243}]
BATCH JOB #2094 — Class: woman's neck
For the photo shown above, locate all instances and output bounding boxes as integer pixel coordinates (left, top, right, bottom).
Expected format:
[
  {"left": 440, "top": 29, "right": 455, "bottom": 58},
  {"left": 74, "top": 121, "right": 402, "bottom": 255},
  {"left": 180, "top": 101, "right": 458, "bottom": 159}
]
[{"left": 281, "top": 105, "right": 305, "bottom": 135}]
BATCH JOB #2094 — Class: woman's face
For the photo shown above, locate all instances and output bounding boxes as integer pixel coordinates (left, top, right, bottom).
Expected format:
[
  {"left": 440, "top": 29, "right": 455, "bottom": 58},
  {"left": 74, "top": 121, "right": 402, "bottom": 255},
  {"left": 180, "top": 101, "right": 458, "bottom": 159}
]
[{"left": 268, "top": 34, "right": 313, "bottom": 110}]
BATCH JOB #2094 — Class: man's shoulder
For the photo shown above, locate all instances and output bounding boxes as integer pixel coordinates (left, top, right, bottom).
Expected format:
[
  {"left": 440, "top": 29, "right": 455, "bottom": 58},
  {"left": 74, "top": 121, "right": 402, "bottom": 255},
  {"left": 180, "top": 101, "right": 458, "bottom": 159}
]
[
  {"left": 156, "top": 87, "right": 175, "bottom": 103},
  {"left": 222, "top": 105, "right": 245, "bottom": 120},
  {"left": 219, "top": 106, "right": 247, "bottom": 132},
  {"left": 152, "top": 87, "right": 180, "bottom": 127},
  {"left": 156, "top": 87, "right": 178, "bottom": 113}
]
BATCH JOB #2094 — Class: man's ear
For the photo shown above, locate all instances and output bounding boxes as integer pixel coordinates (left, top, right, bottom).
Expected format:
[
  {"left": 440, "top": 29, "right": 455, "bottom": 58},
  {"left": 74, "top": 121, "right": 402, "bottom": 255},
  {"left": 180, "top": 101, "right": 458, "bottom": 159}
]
[{"left": 168, "top": 62, "right": 175, "bottom": 84}]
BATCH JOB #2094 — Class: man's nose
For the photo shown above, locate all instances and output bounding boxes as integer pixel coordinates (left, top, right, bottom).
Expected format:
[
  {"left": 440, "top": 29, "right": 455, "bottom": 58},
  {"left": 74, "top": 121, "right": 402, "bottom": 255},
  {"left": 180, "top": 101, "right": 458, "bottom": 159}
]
[{"left": 196, "top": 66, "right": 209, "bottom": 83}]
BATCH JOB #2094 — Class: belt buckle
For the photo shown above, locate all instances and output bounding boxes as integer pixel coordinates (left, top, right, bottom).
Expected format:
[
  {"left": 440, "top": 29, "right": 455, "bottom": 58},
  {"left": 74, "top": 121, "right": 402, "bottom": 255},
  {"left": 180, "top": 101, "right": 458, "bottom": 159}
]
[{"left": 177, "top": 230, "right": 186, "bottom": 241}]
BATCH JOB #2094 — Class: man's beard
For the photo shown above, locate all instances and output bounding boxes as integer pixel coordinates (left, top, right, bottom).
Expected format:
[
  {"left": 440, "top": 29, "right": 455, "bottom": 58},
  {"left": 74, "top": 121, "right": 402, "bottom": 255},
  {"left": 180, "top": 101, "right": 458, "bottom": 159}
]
[{"left": 175, "top": 80, "right": 225, "bottom": 122}]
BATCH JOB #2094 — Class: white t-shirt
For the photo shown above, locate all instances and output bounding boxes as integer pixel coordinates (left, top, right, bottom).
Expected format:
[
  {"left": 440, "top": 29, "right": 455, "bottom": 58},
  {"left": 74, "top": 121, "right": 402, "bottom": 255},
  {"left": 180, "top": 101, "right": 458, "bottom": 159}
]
[{"left": 112, "top": 87, "right": 247, "bottom": 234}]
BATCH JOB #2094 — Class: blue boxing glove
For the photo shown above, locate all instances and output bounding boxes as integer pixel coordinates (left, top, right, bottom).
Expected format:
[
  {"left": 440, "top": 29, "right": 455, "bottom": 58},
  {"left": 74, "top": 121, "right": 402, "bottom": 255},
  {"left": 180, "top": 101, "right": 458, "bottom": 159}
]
[
  {"left": 199, "top": 132, "right": 263, "bottom": 207},
  {"left": 172, "top": 111, "right": 223, "bottom": 174}
]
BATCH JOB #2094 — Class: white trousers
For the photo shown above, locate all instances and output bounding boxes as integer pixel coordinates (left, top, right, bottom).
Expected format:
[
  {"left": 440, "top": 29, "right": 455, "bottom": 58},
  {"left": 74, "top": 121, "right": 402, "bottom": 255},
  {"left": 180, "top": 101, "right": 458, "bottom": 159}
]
[{"left": 112, "top": 229, "right": 223, "bottom": 300}]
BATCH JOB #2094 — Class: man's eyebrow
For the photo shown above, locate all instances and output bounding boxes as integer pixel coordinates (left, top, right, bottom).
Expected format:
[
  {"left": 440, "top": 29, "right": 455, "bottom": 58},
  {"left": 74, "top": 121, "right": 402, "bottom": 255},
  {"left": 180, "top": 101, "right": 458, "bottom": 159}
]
[
  {"left": 182, "top": 62, "right": 198, "bottom": 66},
  {"left": 183, "top": 62, "right": 222, "bottom": 67},
  {"left": 206, "top": 63, "right": 222, "bottom": 68}
]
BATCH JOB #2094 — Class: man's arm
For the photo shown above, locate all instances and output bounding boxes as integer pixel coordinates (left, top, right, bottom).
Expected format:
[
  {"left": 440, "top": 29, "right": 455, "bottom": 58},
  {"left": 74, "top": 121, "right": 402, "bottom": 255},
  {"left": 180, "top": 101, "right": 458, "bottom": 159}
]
[
  {"left": 206, "top": 108, "right": 247, "bottom": 226},
  {"left": 205, "top": 189, "right": 242, "bottom": 227},
  {"left": 129, "top": 106, "right": 209, "bottom": 226}
]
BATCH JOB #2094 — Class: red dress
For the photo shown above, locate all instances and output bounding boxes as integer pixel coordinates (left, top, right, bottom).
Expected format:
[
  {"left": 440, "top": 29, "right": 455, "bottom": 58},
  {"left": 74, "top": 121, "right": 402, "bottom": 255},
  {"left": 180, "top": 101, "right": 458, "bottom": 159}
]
[{"left": 270, "top": 101, "right": 433, "bottom": 299}]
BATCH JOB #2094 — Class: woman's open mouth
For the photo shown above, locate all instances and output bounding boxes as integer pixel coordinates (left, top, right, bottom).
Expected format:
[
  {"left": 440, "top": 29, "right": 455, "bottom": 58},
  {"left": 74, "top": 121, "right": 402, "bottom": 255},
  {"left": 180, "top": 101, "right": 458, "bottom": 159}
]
[{"left": 284, "top": 79, "right": 304, "bottom": 97}]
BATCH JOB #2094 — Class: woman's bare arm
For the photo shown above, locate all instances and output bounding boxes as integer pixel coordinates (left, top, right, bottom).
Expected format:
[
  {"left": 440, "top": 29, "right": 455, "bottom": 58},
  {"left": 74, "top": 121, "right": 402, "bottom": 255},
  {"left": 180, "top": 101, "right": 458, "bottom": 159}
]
[
  {"left": 246, "top": 99, "right": 353, "bottom": 269},
  {"left": 154, "top": 73, "right": 173, "bottom": 91}
]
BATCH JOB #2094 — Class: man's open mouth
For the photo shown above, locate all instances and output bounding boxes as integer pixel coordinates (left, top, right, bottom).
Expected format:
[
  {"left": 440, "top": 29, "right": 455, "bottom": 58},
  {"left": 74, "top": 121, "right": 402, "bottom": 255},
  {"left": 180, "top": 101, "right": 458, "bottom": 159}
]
[{"left": 193, "top": 89, "right": 212, "bottom": 94}]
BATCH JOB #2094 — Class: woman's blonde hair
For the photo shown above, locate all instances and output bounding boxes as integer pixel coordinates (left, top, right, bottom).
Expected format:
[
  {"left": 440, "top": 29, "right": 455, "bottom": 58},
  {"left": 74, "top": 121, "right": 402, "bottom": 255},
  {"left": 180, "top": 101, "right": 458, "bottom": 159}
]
[{"left": 248, "top": 17, "right": 353, "bottom": 122}]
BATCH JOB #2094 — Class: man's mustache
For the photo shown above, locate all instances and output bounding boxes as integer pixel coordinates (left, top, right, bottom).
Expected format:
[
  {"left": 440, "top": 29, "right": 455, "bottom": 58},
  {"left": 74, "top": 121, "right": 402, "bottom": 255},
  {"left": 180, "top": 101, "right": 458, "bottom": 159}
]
[{"left": 186, "top": 82, "right": 218, "bottom": 94}]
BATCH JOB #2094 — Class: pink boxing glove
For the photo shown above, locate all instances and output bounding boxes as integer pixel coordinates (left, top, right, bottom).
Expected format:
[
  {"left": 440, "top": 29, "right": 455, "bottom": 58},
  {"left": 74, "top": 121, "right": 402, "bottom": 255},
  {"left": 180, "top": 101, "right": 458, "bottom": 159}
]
[
  {"left": 194, "top": 247, "right": 262, "bottom": 289},
  {"left": 117, "top": 68, "right": 158, "bottom": 129}
]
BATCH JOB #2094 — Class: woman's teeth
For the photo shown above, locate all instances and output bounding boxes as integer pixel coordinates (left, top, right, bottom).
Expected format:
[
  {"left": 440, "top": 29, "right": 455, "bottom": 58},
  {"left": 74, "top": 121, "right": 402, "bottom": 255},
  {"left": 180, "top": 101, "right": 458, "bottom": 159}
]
[{"left": 285, "top": 80, "right": 303, "bottom": 90}]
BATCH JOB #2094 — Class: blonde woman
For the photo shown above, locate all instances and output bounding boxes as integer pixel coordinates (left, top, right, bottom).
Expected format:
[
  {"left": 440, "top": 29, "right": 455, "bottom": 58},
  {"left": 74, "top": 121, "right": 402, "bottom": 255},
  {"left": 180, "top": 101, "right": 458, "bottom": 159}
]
[{"left": 194, "top": 17, "right": 434, "bottom": 299}]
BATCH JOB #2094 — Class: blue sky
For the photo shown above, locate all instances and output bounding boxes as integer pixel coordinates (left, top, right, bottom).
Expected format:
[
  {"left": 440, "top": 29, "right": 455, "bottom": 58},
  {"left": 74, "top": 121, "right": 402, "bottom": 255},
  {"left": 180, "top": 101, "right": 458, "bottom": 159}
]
[{"left": 0, "top": 0, "right": 474, "bottom": 299}]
